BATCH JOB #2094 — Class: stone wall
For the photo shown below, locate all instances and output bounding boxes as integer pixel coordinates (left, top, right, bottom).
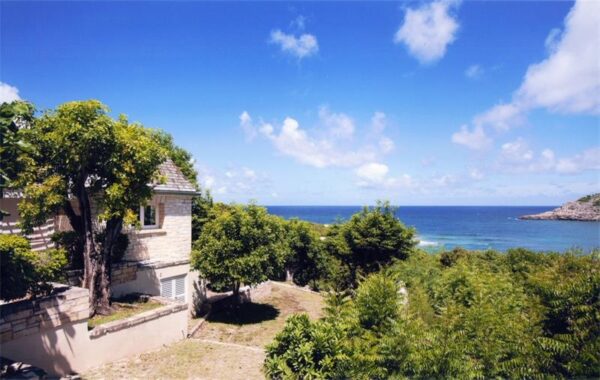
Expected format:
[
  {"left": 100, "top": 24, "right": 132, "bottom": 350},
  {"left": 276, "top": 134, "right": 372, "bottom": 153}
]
[
  {"left": 1, "top": 284, "right": 188, "bottom": 376},
  {"left": 111, "top": 261, "right": 139, "bottom": 285},
  {"left": 0, "top": 285, "right": 89, "bottom": 344},
  {"left": 124, "top": 194, "right": 193, "bottom": 262}
]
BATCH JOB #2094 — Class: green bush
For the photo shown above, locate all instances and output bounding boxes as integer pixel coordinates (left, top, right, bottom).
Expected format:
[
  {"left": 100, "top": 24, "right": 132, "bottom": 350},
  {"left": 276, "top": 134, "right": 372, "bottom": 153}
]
[
  {"left": 0, "top": 235, "right": 67, "bottom": 300},
  {"left": 264, "top": 314, "right": 350, "bottom": 379}
]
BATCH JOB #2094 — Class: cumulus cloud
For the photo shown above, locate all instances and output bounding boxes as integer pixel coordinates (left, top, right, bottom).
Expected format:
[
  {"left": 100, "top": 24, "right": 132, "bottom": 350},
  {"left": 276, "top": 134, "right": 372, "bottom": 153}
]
[
  {"left": 514, "top": 0, "right": 600, "bottom": 114},
  {"left": 370, "top": 111, "right": 387, "bottom": 133},
  {"left": 318, "top": 107, "right": 355, "bottom": 139},
  {"left": 465, "top": 0, "right": 599, "bottom": 139},
  {"left": 465, "top": 64, "right": 483, "bottom": 79},
  {"left": 270, "top": 30, "right": 318, "bottom": 59},
  {"left": 497, "top": 139, "right": 600, "bottom": 175},
  {"left": 356, "top": 162, "right": 413, "bottom": 189},
  {"left": 259, "top": 116, "right": 375, "bottom": 168},
  {"left": 379, "top": 137, "right": 395, "bottom": 153},
  {"left": 0, "top": 82, "right": 21, "bottom": 104},
  {"left": 451, "top": 125, "right": 492, "bottom": 150},
  {"left": 394, "top": 0, "right": 460, "bottom": 64}
]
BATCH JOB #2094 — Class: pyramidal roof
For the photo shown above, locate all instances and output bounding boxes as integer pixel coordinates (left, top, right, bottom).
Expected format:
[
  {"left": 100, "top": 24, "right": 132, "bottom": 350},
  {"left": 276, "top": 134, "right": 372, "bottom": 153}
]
[{"left": 153, "top": 158, "right": 197, "bottom": 194}]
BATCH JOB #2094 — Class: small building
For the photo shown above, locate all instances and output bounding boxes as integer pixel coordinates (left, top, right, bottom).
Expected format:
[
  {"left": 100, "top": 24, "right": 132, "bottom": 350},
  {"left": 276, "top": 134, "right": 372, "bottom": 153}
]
[{"left": 0, "top": 158, "right": 201, "bottom": 309}]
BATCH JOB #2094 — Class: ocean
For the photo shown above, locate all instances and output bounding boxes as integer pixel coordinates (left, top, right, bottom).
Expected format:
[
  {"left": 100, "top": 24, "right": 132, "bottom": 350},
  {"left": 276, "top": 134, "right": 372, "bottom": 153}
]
[{"left": 266, "top": 206, "right": 600, "bottom": 252}]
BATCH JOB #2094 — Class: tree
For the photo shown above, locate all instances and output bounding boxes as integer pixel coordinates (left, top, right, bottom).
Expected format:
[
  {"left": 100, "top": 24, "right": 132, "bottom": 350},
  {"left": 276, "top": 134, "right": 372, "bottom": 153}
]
[
  {"left": 283, "top": 219, "right": 327, "bottom": 289},
  {"left": 328, "top": 201, "right": 416, "bottom": 287},
  {"left": 17, "top": 100, "right": 166, "bottom": 315},
  {"left": 192, "top": 204, "right": 286, "bottom": 300},
  {"left": 0, "top": 101, "right": 35, "bottom": 219}
]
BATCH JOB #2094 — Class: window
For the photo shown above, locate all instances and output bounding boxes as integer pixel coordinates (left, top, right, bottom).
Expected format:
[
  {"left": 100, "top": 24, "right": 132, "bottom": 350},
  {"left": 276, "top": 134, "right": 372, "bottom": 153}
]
[
  {"left": 160, "top": 275, "right": 186, "bottom": 302},
  {"left": 140, "top": 204, "right": 158, "bottom": 229}
]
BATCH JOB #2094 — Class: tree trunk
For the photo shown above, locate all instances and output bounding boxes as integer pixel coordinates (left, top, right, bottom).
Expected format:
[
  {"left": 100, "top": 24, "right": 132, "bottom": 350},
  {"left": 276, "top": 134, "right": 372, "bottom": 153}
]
[
  {"left": 76, "top": 183, "right": 101, "bottom": 316},
  {"left": 95, "top": 218, "right": 123, "bottom": 315},
  {"left": 232, "top": 281, "right": 241, "bottom": 304}
]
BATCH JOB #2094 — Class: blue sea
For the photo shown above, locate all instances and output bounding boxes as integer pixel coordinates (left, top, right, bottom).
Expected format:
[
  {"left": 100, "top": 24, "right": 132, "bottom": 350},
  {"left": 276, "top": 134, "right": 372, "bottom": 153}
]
[{"left": 266, "top": 206, "right": 600, "bottom": 252}]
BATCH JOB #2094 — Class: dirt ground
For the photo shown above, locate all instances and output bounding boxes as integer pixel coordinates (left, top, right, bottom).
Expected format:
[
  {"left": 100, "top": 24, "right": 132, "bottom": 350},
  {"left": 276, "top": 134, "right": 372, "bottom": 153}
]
[{"left": 82, "top": 282, "right": 323, "bottom": 380}]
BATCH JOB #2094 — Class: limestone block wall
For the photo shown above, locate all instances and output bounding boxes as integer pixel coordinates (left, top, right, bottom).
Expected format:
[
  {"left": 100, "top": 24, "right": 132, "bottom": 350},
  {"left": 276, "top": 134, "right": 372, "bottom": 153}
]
[
  {"left": 0, "top": 284, "right": 188, "bottom": 377},
  {"left": 0, "top": 285, "right": 89, "bottom": 344},
  {"left": 124, "top": 194, "right": 193, "bottom": 262}
]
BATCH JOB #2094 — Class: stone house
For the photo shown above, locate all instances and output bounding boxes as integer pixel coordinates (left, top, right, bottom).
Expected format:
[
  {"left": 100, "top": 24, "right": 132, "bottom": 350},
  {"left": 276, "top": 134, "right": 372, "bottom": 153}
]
[{"left": 0, "top": 159, "right": 200, "bottom": 308}]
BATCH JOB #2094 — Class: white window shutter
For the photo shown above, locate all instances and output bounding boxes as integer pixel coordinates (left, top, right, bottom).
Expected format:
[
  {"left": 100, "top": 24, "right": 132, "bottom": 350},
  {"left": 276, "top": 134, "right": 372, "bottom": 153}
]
[{"left": 160, "top": 275, "right": 186, "bottom": 302}]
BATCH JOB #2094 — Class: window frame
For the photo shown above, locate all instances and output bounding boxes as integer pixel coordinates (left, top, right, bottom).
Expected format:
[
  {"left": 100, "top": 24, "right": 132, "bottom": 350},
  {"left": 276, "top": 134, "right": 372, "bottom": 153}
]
[{"left": 139, "top": 203, "right": 159, "bottom": 229}]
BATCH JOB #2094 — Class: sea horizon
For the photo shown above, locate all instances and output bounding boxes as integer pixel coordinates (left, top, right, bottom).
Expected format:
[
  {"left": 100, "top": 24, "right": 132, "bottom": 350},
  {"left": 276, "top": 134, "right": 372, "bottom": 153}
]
[{"left": 266, "top": 205, "right": 599, "bottom": 252}]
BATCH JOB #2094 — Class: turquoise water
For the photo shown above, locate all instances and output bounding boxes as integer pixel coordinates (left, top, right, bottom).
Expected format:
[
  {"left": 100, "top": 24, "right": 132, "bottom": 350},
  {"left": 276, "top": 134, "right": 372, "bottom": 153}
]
[{"left": 266, "top": 206, "right": 600, "bottom": 252}]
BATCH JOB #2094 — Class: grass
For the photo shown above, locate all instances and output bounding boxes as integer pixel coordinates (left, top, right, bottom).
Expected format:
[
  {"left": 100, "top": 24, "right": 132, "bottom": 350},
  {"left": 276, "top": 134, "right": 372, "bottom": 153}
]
[
  {"left": 87, "top": 296, "right": 162, "bottom": 330},
  {"left": 83, "top": 282, "right": 324, "bottom": 379}
]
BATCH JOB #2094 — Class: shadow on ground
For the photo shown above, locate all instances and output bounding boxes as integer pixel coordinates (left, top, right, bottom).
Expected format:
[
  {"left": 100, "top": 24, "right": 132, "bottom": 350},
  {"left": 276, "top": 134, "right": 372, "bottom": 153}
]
[{"left": 207, "top": 302, "right": 280, "bottom": 325}]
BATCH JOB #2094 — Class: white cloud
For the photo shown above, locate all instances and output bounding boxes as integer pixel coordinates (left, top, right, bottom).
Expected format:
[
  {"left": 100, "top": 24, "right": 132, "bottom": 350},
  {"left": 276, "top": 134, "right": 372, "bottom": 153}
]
[
  {"left": 0, "top": 82, "right": 21, "bottom": 104},
  {"left": 270, "top": 30, "right": 318, "bottom": 59},
  {"left": 474, "top": 103, "right": 524, "bottom": 132},
  {"left": 318, "top": 107, "right": 355, "bottom": 139},
  {"left": 290, "top": 15, "right": 305, "bottom": 31},
  {"left": 356, "top": 162, "right": 413, "bottom": 189},
  {"left": 500, "top": 138, "right": 534, "bottom": 163},
  {"left": 197, "top": 163, "right": 271, "bottom": 198},
  {"left": 370, "top": 111, "right": 387, "bottom": 133},
  {"left": 468, "top": 0, "right": 600, "bottom": 137},
  {"left": 556, "top": 147, "right": 600, "bottom": 174},
  {"left": 394, "top": 0, "right": 460, "bottom": 64},
  {"left": 497, "top": 140, "right": 599, "bottom": 175},
  {"left": 259, "top": 116, "right": 375, "bottom": 168},
  {"left": 514, "top": 0, "right": 600, "bottom": 114},
  {"left": 465, "top": 64, "right": 483, "bottom": 79},
  {"left": 451, "top": 125, "right": 492, "bottom": 150},
  {"left": 356, "top": 163, "right": 389, "bottom": 184},
  {"left": 239, "top": 111, "right": 256, "bottom": 141}
]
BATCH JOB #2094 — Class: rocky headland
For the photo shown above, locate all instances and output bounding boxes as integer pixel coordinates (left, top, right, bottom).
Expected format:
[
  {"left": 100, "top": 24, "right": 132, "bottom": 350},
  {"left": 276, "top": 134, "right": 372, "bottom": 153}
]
[{"left": 520, "top": 194, "right": 600, "bottom": 221}]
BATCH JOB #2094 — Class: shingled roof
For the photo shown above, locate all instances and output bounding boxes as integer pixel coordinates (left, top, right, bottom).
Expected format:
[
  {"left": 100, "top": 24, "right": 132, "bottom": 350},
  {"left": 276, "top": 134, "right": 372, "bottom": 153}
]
[{"left": 153, "top": 159, "right": 197, "bottom": 194}]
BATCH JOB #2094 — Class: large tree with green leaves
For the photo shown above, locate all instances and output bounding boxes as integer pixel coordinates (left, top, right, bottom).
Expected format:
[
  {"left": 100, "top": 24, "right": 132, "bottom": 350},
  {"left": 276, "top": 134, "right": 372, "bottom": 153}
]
[
  {"left": 16, "top": 100, "right": 166, "bottom": 315},
  {"left": 192, "top": 203, "right": 287, "bottom": 300}
]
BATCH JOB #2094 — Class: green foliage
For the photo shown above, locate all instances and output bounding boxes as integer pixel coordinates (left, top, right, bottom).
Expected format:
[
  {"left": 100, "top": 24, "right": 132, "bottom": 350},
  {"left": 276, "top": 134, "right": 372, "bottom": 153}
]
[
  {"left": 325, "top": 201, "right": 416, "bottom": 287},
  {"left": 264, "top": 314, "right": 351, "bottom": 379},
  {"left": 267, "top": 247, "right": 600, "bottom": 379},
  {"left": 51, "top": 231, "right": 83, "bottom": 268},
  {"left": 0, "top": 235, "right": 67, "bottom": 301},
  {"left": 191, "top": 190, "right": 214, "bottom": 241},
  {"left": 284, "top": 219, "right": 328, "bottom": 289},
  {"left": 192, "top": 204, "right": 287, "bottom": 294},
  {"left": 354, "top": 272, "right": 403, "bottom": 331}
]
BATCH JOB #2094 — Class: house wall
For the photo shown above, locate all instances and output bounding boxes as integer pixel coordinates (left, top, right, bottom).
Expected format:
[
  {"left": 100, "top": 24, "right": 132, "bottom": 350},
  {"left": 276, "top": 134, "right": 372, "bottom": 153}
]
[
  {"left": 0, "top": 285, "right": 188, "bottom": 377},
  {"left": 0, "top": 198, "right": 56, "bottom": 251},
  {"left": 124, "top": 193, "right": 193, "bottom": 262}
]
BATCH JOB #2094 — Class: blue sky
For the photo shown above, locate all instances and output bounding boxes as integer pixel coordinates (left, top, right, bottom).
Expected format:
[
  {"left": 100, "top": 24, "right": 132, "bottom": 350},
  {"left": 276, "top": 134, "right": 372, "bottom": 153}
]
[{"left": 1, "top": 1, "right": 598, "bottom": 205}]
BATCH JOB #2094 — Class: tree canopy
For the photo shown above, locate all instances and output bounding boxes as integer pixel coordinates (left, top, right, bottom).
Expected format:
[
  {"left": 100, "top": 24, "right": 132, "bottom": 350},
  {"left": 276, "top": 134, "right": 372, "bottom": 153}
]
[
  {"left": 16, "top": 100, "right": 166, "bottom": 314},
  {"left": 192, "top": 204, "right": 287, "bottom": 298}
]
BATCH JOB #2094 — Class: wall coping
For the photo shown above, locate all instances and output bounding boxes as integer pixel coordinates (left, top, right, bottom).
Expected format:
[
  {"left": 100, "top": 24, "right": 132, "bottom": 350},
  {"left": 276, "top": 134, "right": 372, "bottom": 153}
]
[
  {"left": 136, "top": 258, "right": 190, "bottom": 269},
  {"left": 89, "top": 297, "right": 187, "bottom": 339},
  {"left": 0, "top": 284, "right": 88, "bottom": 318}
]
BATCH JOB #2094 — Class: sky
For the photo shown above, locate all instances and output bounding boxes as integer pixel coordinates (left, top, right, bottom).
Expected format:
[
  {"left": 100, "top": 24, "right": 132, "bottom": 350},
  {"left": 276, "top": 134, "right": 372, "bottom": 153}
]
[{"left": 1, "top": 0, "right": 599, "bottom": 206}]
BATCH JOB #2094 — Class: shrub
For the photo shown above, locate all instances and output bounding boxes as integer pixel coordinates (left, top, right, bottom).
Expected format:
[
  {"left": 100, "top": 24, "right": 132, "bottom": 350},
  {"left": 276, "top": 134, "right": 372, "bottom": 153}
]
[
  {"left": 0, "top": 235, "right": 67, "bottom": 300},
  {"left": 264, "top": 314, "right": 350, "bottom": 379}
]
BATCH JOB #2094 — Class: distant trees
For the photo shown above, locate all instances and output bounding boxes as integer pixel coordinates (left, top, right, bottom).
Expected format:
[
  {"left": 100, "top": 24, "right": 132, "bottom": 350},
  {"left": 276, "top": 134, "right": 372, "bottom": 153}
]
[
  {"left": 16, "top": 100, "right": 166, "bottom": 315},
  {"left": 192, "top": 204, "right": 287, "bottom": 300}
]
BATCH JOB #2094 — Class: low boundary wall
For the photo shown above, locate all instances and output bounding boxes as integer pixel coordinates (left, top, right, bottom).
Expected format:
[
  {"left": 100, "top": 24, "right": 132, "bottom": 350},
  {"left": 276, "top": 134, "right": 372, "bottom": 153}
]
[{"left": 0, "top": 285, "right": 187, "bottom": 376}]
